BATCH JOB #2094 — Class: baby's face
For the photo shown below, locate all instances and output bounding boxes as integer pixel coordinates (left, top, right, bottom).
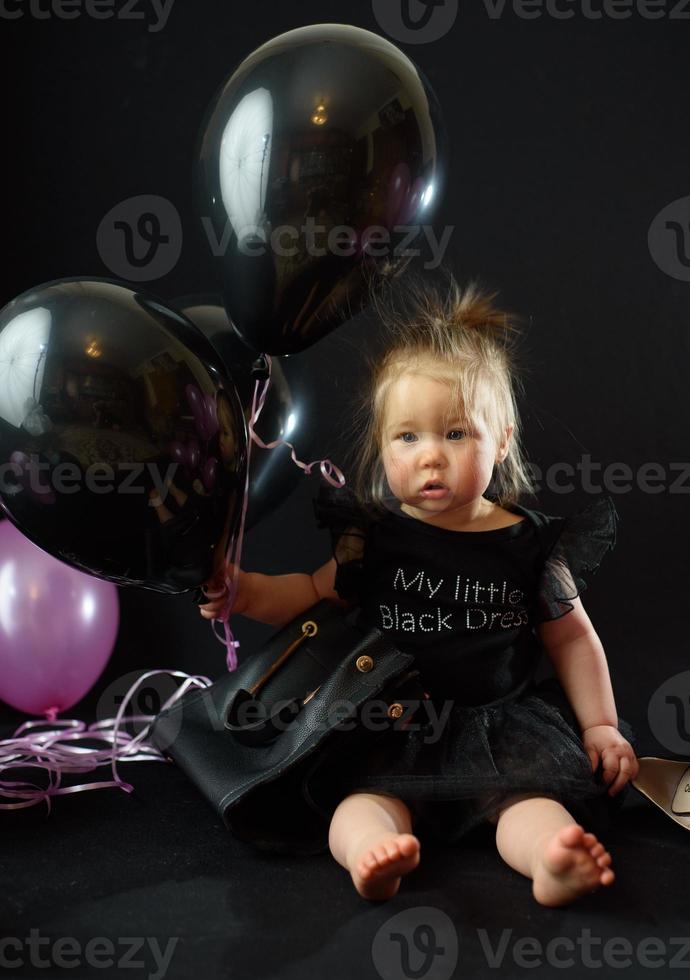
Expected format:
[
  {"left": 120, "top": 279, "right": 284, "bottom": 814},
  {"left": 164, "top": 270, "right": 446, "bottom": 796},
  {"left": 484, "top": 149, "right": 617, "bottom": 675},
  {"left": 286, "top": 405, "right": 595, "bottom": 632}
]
[{"left": 380, "top": 372, "right": 506, "bottom": 525}]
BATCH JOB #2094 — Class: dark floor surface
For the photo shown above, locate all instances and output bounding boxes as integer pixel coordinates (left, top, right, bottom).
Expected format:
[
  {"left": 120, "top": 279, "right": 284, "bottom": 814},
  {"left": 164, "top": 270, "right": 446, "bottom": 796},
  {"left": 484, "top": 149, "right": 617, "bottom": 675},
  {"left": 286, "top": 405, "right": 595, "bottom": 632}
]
[{"left": 1, "top": 744, "right": 688, "bottom": 980}]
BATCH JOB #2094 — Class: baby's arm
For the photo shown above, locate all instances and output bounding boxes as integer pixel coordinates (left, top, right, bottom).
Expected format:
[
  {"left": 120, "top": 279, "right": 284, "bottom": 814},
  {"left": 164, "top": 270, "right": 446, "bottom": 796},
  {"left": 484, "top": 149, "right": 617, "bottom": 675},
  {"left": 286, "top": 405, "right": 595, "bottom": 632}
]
[
  {"left": 536, "top": 597, "right": 638, "bottom": 794},
  {"left": 199, "top": 558, "right": 351, "bottom": 628}
]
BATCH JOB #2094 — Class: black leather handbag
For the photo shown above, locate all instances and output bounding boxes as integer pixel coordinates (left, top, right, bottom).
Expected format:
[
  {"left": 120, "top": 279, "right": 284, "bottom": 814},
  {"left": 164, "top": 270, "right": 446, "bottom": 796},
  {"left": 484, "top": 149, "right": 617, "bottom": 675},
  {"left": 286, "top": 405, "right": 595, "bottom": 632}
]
[{"left": 149, "top": 599, "right": 426, "bottom": 854}]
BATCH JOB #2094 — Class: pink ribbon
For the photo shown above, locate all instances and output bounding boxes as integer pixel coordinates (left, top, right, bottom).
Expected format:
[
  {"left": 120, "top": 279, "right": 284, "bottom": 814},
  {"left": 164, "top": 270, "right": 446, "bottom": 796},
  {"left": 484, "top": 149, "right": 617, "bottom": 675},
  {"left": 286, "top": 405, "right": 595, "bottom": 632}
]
[
  {"left": 247, "top": 356, "right": 346, "bottom": 486},
  {"left": 0, "top": 670, "right": 211, "bottom": 812},
  {"left": 202, "top": 355, "right": 346, "bottom": 671},
  {"left": 0, "top": 357, "right": 349, "bottom": 814}
]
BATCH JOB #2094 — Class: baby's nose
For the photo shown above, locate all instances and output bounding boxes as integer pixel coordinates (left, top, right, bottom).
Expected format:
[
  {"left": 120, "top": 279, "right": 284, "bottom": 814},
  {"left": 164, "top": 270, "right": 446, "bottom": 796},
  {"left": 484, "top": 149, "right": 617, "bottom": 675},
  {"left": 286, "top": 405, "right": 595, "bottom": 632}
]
[{"left": 419, "top": 441, "right": 447, "bottom": 466}]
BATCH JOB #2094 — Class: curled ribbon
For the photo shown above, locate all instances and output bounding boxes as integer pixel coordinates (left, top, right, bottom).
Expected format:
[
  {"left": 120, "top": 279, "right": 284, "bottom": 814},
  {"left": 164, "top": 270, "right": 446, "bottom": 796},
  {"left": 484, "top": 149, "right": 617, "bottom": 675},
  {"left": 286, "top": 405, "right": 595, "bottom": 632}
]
[
  {"left": 202, "top": 355, "right": 346, "bottom": 671},
  {"left": 0, "top": 670, "right": 212, "bottom": 812},
  {"left": 247, "top": 355, "right": 346, "bottom": 487},
  {"left": 0, "top": 357, "right": 350, "bottom": 814}
]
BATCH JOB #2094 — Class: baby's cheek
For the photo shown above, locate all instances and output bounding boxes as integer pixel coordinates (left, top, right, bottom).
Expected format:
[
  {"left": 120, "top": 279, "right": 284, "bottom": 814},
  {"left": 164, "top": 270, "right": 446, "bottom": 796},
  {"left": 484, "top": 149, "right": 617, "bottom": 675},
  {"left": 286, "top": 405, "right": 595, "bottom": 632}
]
[{"left": 384, "top": 455, "right": 410, "bottom": 493}]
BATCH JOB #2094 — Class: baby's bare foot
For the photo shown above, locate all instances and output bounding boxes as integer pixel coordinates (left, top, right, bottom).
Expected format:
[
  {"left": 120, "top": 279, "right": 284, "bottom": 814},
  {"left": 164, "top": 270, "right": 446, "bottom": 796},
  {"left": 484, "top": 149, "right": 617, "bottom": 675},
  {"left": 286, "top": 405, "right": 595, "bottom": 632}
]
[
  {"left": 350, "top": 832, "right": 420, "bottom": 901},
  {"left": 532, "top": 824, "right": 614, "bottom": 907}
]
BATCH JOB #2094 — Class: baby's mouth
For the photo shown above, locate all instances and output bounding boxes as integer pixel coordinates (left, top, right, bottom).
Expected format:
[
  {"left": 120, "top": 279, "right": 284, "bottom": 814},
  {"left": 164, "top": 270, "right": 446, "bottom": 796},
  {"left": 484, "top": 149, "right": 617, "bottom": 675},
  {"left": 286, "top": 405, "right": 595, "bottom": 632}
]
[{"left": 420, "top": 480, "right": 449, "bottom": 498}]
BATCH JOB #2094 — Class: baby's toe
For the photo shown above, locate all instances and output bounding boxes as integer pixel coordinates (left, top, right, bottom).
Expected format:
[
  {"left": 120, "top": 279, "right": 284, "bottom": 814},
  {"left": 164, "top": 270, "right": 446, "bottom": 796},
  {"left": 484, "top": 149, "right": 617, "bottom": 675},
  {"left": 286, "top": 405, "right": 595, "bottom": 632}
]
[
  {"left": 399, "top": 835, "right": 419, "bottom": 857},
  {"left": 559, "top": 824, "right": 585, "bottom": 847}
]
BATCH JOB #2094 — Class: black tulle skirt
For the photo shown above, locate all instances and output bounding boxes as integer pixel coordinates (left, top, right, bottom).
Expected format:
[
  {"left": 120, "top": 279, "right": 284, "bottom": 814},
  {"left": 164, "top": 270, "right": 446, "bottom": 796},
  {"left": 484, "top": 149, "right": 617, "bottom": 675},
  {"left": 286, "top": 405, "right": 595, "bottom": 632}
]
[
  {"left": 292, "top": 676, "right": 635, "bottom": 851},
  {"left": 225, "top": 675, "right": 637, "bottom": 855}
]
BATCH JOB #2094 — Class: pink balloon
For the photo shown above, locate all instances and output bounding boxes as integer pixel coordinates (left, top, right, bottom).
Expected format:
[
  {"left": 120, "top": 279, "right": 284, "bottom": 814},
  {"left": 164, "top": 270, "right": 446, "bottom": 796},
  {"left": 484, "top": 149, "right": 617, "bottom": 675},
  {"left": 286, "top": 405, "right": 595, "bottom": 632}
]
[
  {"left": 169, "top": 441, "right": 187, "bottom": 466},
  {"left": 185, "top": 382, "right": 203, "bottom": 416},
  {"left": 186, "top": 384, "right": 211, "bottom": 441},
  {"left": 201, "top": 456, "right": 218, "bottom": 492},
  {"left": 204, "top": 393, "right": 219, "bottom": 440},
  {"left": 0, "top": 521, "right": 119, "bottom": 716},
  {"left": 187, "top": 438, "right": 200, "bottom": 471}
]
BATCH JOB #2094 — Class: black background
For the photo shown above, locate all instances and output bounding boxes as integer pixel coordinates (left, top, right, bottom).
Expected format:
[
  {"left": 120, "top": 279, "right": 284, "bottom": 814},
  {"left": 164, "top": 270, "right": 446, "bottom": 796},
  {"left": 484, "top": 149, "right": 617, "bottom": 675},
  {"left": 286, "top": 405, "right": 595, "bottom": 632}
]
[{"left": 1, "top": 0, "right": 689, "bottom": 749}]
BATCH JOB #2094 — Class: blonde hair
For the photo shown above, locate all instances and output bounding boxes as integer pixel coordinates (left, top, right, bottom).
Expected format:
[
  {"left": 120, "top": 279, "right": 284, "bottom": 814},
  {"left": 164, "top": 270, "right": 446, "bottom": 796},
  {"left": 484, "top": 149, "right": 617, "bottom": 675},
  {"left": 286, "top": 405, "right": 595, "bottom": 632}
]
[{"left": 345, "top": 270, "right": 536, "bottom": 511}]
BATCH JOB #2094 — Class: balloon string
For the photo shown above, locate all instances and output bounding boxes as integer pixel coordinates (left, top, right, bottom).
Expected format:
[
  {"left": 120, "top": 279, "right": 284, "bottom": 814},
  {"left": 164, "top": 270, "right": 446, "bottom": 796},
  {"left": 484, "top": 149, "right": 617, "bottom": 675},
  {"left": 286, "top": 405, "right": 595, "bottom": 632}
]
[
  {"left": 203, "top": 367, "right": 263, "bottom": 670},
  {"left": 0, "top": 670, "right": 212, "bottom": 812},
  {"left": 202, "top": 354, "right": 346, "bottom": 671},
  {"left": 215, "top": 430, "right": 252, "bottom": 671},
  {"left": 247, "top": 355, "right": 346, "bottom": 487},
  {"left": 0, "top": 367, "right": 350, "bottom": 809}
]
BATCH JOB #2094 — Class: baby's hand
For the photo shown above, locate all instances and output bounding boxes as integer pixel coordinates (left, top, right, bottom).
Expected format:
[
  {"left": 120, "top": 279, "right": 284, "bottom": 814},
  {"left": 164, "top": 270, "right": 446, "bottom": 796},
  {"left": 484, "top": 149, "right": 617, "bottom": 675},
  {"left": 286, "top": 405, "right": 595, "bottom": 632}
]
[
  {"left": 198, "top": 563, "right": 246, "bottom": 620},
  {"left": 581, "top": 725, "right": 639, "bottom": 797},
  {"left": 198, "top": 594, "right": 226, "bottom": 620}
]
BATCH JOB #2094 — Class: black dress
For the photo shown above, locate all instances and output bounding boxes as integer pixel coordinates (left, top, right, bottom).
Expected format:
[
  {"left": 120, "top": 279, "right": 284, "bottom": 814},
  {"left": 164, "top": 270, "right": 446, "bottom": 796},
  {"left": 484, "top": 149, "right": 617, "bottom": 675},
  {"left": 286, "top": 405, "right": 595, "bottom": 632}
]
[{"left": 294, "top": 484, "right": 637, "bottom": 847}]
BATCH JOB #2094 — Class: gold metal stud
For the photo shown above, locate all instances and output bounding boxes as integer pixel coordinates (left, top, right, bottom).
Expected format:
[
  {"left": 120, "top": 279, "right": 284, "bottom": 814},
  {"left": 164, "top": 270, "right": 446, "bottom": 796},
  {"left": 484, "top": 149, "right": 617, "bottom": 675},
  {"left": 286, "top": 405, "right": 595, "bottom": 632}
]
[
  {"left": 387, "top": 703, "right": 404, "bottom": 719},
  {"left": 355, "top": 655, "right": 374, "bottom": 673}
]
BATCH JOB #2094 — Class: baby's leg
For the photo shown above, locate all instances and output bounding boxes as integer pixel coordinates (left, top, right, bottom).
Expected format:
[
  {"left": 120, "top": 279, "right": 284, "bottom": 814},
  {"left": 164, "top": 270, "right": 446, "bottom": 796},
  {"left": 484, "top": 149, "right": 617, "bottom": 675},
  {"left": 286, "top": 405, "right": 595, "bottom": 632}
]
[
  {"left": 328, "top": 791, "right": 420, "bottom": 901},
  {"left": 489, "top": 793, "right": 614, "bottom": 907}
]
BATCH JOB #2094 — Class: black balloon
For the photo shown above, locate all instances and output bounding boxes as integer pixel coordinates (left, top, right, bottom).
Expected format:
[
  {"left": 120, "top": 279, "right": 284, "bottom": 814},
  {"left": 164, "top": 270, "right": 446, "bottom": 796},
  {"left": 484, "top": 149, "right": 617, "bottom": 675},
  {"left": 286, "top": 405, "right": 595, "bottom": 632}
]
[
  {"left": 196, "top": 23, "right": 446, "bottom": 355},
  {"left": 0, "top": 279, "right": 247, "bottom": 594},
  {"left": 171, "top": 296, "right": 315, "bottom": 530}
]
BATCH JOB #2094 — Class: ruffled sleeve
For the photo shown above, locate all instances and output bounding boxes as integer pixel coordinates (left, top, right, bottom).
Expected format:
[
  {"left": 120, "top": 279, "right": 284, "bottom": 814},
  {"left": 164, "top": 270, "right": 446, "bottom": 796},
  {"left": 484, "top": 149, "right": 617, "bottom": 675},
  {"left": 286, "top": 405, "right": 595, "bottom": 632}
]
[
  {"left": 312, "top": 483, "right": 374, "bottom": 603},
  {"left": 536, "top": 495, "right": 619, "bottom": 623}
]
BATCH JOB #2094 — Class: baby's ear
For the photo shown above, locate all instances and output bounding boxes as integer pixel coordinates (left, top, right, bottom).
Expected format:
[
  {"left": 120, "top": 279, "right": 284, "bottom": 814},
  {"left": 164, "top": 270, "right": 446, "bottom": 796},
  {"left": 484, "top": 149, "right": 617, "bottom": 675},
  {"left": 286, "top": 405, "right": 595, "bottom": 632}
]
[{"left": 497, "top": 424, "right": 514, "bottom": 462}]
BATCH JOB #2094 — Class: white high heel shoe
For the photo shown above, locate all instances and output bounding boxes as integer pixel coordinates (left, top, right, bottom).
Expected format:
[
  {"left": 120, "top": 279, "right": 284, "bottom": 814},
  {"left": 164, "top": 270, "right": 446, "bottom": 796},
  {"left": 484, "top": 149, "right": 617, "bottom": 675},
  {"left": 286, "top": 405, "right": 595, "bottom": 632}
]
[{"left": 632, "top": 757, "right": 690, "bottom": 832}]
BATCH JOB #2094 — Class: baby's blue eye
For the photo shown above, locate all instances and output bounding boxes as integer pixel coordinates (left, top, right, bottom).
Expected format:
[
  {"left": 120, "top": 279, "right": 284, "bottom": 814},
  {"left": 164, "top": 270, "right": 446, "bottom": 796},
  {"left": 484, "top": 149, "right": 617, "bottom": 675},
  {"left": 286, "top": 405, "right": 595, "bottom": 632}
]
[
  {"left": 447, "top": 430, "right": 465, "bottom": 441},
  {"left": 399, "top": 432, "right": 417, "bottom": 443}
]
